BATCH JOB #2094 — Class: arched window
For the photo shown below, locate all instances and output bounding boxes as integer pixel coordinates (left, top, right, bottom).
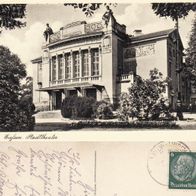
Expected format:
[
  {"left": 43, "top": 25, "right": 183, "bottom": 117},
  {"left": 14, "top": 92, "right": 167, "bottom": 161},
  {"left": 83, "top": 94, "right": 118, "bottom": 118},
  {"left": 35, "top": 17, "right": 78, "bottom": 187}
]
[{"left": 103, "top": 36, "right": 111, "bottom": 48}]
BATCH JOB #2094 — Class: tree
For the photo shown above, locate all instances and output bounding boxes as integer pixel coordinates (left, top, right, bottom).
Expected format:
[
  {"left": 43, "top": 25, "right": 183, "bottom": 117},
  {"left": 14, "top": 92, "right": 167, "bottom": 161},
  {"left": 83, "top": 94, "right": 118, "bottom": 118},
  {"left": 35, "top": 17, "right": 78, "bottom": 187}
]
[
  {"left": 64, "top": 3, "right": 116, "bottom": 16},
  {"left": 152, "top": 3, "right": 196, "bottom": 27},
  {"left": 118, "top": 69, "right": 172, "bottom": 121},
  {"left": 184, "top": 15, "right": 196, "bottom": 98},
  {"left": 0, "top": 45, "right": 34, "bottom": 131},
  {"left": 185, "top": 15, "right": 196, "bottom": 70},
  {"left": 0, "top": 4, "right": 26, "bottom": 30},
  {"left": 0, "top": 3, "right": 115, "bottom": 32},
  {"left": 20, "top": 76, "right": 35, "bottom": 128},
  {"left": 20, "top": 76, "right": 33, "bottom": 99}
]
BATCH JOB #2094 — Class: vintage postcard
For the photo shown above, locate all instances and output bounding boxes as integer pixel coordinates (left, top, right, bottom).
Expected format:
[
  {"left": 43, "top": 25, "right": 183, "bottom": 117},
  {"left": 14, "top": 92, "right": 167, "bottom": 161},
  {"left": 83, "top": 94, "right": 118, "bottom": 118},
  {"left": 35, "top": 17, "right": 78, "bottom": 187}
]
[
  {"left": 1, "top": 1, "right": 196, "bottom": 196},
  {"left": 1, "top": 2, "right": 196, "bottom": 131},
  {"left": 0, "top": 141, "right": 195, "bottom": 195}
]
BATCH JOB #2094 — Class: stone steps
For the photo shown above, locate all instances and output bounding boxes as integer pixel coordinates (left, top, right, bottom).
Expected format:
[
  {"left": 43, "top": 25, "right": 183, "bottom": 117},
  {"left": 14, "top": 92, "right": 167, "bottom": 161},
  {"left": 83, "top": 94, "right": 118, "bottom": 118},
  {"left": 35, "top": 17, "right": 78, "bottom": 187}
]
[{"left": 34, "top": 110, "right": 62, "bottom": 119}]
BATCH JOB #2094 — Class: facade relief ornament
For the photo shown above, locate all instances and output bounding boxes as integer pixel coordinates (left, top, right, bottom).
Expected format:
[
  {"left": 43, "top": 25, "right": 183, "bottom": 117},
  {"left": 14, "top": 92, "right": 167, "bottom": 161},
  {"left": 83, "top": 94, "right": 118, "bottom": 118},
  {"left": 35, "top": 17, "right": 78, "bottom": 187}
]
[
  {"left": 85, "top": 21, "right": 104, "bottom": 33},
  {"left": 102, "top": 35, "right": 112, "bottom": 53},
  {"left": 124, "top": 44, "right": 156, "bottom": 59}
]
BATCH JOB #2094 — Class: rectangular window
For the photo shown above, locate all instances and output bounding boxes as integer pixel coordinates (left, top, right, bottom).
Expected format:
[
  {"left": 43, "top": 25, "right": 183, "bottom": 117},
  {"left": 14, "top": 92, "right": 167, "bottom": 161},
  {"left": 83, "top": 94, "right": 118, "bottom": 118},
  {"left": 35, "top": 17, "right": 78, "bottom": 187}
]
[
  {"left": 82, "top": 50, "right": 89, "bottom": 77},
  {"left": 65, "top": 53, "right": 71, "bottom": 79},
  {"left": 52, "top": 57, "right": 56, "bottom": 81},
  {"left": 92, "top": 49, "right": 99, "bottom": 76},
  {"left": 73, "top": 51, "right": 80, "bottom": 78},
  {"left": 58, "top": 55, "right": 63, "bottom": 80},
  {"left": 38, "top": 63, "right": 42, "bottom": 82}
]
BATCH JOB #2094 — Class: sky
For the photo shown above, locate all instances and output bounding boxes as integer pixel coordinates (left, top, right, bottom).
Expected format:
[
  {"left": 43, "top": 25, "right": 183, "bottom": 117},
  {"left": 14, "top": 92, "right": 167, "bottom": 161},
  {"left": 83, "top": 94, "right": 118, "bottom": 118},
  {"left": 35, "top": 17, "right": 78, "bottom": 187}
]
[{"left": 0, "top": 3, "right": 195, "bottom": 77}]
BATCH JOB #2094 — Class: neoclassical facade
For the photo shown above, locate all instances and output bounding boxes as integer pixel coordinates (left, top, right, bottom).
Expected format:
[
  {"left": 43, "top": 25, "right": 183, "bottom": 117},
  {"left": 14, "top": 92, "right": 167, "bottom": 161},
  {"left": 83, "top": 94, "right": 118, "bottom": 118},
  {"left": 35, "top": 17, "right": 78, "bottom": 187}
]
[{"left": 32, "top": 14, "right": 188, "bottom": 110}]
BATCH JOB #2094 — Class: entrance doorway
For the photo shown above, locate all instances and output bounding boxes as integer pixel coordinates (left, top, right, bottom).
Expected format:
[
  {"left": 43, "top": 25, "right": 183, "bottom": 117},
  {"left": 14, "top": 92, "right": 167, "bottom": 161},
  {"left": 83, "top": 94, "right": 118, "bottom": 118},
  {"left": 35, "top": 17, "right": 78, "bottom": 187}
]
[
  {"left": 86, "top": 88, "right": 97, "bottom": 100},
  {"left": 69, "top": 90, "right": 77, "bottom": 96},
  {"left": 56, "top": 91, "right": 62, "bottom": 109}
]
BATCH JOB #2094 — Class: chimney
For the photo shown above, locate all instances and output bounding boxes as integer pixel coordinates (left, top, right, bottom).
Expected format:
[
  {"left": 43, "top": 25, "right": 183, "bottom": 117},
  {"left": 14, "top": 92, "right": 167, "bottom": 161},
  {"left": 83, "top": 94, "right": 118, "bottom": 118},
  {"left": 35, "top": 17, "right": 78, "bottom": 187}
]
[{"left": 133, "top": 29, "right": 142, "bottom": 36}]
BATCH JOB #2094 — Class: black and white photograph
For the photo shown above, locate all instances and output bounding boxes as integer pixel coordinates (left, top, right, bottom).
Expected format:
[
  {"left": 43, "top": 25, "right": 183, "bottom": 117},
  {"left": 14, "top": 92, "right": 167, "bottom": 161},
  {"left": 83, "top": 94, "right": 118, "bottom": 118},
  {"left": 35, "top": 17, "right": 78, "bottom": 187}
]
[
  {"left": 1, "top": 2, "right": 196, "bottom": 196},
  {"left": 1, "top": 2, "right": 196, "bottom": 131}
]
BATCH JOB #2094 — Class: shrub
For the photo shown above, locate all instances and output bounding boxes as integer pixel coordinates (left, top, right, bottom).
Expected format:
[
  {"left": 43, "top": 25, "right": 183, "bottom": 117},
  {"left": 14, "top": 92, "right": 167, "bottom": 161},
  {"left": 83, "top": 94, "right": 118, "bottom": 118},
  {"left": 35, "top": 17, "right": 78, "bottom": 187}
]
[
  {"left": 17, "top": 95, "right": 35, "bottom": 131},
  {"left": 96, "top": 102, "right": 113, "bottom": 119},
  {"left": 61, "top": 96, "right": 77, "bottom": 118},
  {"left": 117, "top": 92, "right": 131, "bottom": 121},
  {"left": 73, "top": 96, "right": 96, "bottom": 118},
  {"left": 92, "top": 100, "right": 106, "bottom": 116},
  {"left": 61, "top": 96, "right": 96, "bottom": 119},
  {"left": 118, "top": 69, "right": 173, "bottom": 121}
]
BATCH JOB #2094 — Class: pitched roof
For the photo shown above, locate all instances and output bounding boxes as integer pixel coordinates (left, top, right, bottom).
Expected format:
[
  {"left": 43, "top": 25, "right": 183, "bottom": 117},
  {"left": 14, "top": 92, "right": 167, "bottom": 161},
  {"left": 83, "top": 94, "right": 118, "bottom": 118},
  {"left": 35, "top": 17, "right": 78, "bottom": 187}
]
[
  {"left": 130, "top": 28, "right": 175, "bottom": 42},
  {"left": 129, "top": 28, "right": 184, "bottom": 49}
]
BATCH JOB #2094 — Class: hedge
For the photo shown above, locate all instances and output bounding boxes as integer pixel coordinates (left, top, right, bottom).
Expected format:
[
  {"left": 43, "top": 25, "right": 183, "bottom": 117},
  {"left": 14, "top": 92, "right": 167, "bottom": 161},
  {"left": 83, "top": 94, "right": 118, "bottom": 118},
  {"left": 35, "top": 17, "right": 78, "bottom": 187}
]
[{"left": 35, "top": 120, "right": 179, "bottom": 131}]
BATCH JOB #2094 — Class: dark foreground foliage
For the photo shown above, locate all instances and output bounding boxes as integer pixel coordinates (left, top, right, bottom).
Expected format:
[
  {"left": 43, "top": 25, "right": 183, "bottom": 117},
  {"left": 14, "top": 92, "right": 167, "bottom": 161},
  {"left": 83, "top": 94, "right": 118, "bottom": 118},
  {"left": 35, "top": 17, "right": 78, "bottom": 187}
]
[{"left": 0, "top": 46, "right": 35, "bottom": 131}]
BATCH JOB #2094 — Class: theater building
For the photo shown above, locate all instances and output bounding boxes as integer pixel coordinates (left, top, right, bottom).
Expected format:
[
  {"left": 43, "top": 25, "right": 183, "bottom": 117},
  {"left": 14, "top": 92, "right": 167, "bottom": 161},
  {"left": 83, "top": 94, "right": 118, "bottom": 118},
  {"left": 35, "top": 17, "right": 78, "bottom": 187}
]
[{"left": 31, "top": 14, "right": 187, "bottom": 110}]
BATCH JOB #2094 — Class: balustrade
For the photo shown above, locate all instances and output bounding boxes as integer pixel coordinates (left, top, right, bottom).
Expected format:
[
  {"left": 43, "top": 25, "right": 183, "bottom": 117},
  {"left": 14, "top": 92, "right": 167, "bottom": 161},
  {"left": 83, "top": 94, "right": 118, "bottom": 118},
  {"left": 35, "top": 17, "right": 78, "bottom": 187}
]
[
  {"left": 119, "top": 73, "right": 134, "bottom": 82},
  {"left": 48, "top": 21, "right": 104, "bottom": 44},
  {"left": 49, "top": 75, "right": 101, "bottom": 86}
]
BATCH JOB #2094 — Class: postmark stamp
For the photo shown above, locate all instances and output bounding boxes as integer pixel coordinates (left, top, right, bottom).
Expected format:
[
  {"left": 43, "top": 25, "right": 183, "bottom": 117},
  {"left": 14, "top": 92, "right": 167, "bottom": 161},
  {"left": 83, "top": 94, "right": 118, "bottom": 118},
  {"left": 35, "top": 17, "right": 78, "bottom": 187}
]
[
  {"left": 169, "top": 152, "right": 196, "bottom": 189},
  {"left": 147, "top": 141, "right": 191, "bottom": 186}
]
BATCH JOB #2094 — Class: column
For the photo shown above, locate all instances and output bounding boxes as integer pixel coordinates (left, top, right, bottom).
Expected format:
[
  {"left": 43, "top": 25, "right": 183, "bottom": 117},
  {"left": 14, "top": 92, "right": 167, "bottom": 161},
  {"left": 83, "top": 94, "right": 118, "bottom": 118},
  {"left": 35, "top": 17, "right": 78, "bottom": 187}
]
[
  {"left": 49, "top": 92, "right": 52, "bottom": 111},
  {"left": 37, "top": 63, "right": 39, "bottom": 84},
  {"left": 62, "top": 90, "right": 65, "bottom": 101},
  {"left": 50, "top": 58, "right": 53, "bottom": 84},
  {"left": 53, "top": 92, "right": 56, "bottom": 110},
  {"left": 63, "top": 89, "right": 68, "bottom": 97},
  {"left": 49, "top": 58, "right": 51, "bottom": 82},
  {"left": 96, "top": 88, "right": 102, "bottom": 101},
  {"left": 88, "top": 47, "right": 91, "bottom": 79},
  {"left": 70, "top": 50, "right": 73, "bottom": 80},
  {"left": 62, "top": 52, "right": 65, "bottom": 80},
  {"left": 79, "top": 48, "right": 82, "bottom": 80},
  {"left": 81, "top": 88, "right": 85, "bottom": 96},
  {"left": 99, "top": 45, "right": 102, "bottom": 77},
  {"left": 56, "top": 54, "right": 59, "bottom": 81}
]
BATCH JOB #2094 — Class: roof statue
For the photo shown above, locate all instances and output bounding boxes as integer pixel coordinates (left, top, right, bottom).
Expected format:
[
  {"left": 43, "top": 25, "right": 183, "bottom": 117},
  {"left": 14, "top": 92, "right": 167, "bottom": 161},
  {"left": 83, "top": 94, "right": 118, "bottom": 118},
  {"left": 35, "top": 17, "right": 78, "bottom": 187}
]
[
  {"left": 43, "top": 23, "right": 54, "bottom": 42},
  {"left": 102, "top": 6, "right": 113, "bottom": 27}
]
